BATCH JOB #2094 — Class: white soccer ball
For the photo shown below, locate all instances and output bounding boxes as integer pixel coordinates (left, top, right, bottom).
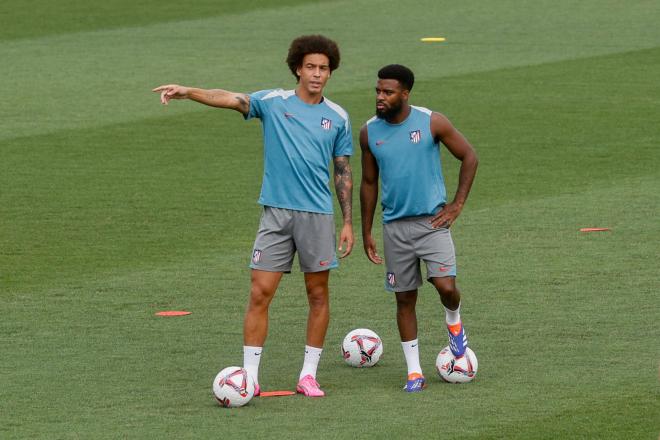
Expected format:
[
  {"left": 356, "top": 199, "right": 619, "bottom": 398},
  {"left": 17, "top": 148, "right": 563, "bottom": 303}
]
[
  {"left": 212, "top": 366, "right": 255, "bottom": 408},
  {"left": 435, "top": 346, "right": 478, "bottom": 383},
  {"left": 341, "top": 328, "right": 383, "bottom": 367}
]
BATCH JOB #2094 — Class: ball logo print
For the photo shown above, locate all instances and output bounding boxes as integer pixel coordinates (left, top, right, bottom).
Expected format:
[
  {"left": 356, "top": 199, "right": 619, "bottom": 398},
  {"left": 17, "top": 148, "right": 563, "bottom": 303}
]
[
  {"left": 341, "top": 329, "right": 383, "bottom": 368},
  {"left": 350, "top": 335, "right": 380, "bottom": 365},
  {"left": 212, "top": 367, "right": 255, "bottom": 408},
  {"left": 219, "top": 370, "right": 250, "bottom": 396}
]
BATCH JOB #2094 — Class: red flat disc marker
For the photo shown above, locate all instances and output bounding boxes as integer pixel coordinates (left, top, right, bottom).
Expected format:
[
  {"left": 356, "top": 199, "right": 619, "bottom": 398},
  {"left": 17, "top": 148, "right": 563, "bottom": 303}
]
[
  {"left": 579, "top": 228, "right": 611, "bottom": 232},
  {"left": 155, "top": 311, "right": 192, "bottom": 316}
]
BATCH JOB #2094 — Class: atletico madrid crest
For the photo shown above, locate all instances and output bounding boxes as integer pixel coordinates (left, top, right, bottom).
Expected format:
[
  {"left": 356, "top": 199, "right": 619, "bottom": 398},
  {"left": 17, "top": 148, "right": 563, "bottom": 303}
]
[
  {"left": 387, "top": 272, "right": 396, "bottom": 287},
  {"left": 321, "top": 117, "right": 332, "bottom": 130},
  {"left": 252, "top": 249, "right": 262, "bottom": 264},
  {"left": 409, "top": 129, "right": 421, "bottom": 143}
]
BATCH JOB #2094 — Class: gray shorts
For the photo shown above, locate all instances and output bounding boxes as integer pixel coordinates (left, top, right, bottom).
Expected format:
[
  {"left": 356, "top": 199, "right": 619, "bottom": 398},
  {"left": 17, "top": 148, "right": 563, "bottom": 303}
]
[
  {"left": 250, "top": 206, "right": 338, "bottom": 273},
  {"left": 382, "top": 215, "right": 456, "bottom": 292}
]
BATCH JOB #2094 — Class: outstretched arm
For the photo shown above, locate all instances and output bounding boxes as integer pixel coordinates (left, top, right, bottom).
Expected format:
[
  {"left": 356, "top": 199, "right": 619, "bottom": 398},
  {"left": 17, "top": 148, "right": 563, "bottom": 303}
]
[
  {"left": 334, "top": 155, "right": 354, "bottom": 258},
  {"left": 359, "top": 125, "right": 382, "bottom": 264},
  {"left": 152, "top": 84, "right": 250, "bottom": 116},
  {"left": 429, "top": 112, "right": 478, "bottom": 228}
]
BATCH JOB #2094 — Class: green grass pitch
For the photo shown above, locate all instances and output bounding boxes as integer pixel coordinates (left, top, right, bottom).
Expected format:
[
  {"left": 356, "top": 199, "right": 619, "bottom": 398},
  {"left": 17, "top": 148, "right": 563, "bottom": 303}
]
[{"left": 1, "top": 0, "right": 659, "bottom": 438}]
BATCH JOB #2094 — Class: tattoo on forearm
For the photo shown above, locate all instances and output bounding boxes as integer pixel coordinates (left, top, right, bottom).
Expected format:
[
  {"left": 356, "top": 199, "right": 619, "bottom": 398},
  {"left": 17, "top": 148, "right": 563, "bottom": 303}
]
[
  {"left": 334, "top": 156, "right": 353, "bottom": 224},
  {"left": 235, "top": 94, "right": 249, "bottom": 114}
]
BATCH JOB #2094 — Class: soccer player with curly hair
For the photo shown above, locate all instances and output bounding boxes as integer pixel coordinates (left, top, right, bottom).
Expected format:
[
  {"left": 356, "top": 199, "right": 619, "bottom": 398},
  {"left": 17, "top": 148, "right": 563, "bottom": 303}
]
[{"left": 153, "top": 35, "right": 353, "bottom": 397}]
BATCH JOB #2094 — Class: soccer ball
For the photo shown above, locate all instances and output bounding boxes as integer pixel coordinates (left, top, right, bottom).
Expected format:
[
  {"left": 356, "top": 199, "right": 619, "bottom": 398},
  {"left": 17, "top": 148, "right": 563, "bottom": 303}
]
[
  {"left": 435, "top": 346, "right": 478, "bottom": 383},
  {"left": 212, "top": 366, "right": 255, "bottom": 408},
  {"left": 341, "top": 328, "right": 383, "bottom": 367}
]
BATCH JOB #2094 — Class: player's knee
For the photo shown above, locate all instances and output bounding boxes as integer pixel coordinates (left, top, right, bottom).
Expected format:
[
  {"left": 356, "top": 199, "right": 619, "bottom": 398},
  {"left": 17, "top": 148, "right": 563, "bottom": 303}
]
[
  {"left": 249, "top": 284, "right": 275, "bottom": 309},
  {"left": 395, "top": 295, "right": 416, "bottom": 313},
  {"left": 438, "top": 285, "right": 456, "bottom": 297},
  {"left": 436, "top": 285, "right": 460, "bottom": 307},
  {"left": 306, "top": 287, "right": 329, "bottom": 310},
  {"left": 433, "top": 278, "right": 457, "bottom": 297}
]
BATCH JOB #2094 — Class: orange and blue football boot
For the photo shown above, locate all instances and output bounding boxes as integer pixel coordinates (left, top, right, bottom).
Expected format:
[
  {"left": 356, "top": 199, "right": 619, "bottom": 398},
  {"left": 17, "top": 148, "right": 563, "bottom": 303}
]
[
  {"left": 403, "top": 373, "right": 426, "bottom": 392},
  {"left": 447, "top": 321, "right": 468, "bottom": 357}
]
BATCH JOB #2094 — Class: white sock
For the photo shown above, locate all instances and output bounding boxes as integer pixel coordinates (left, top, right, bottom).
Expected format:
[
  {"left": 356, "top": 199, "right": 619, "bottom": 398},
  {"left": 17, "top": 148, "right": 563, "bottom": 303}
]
[
  {"left": 444, "top": 303, "right": 461, "bottom": 326},
  {"left": 401, "top": 339, "right": 422, "bottom": 376},
  {"left": 299, "top": 345, "right": 323, "bottom": 380},
  {"left": 243, "top": 345, "right": 262, "bottom": 385}
]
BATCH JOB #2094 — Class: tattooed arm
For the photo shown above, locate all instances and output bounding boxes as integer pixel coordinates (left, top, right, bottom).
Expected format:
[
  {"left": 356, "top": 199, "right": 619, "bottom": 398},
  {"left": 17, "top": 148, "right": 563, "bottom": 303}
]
[
  {"left": 152, "top": 84, "right": 250, "bottom": 116},
  {"left": 333, "top": 155, "right": 354, "bottom": 258},
  {"left": 334, "top": 156, "right": 353, "bottom": 225}
]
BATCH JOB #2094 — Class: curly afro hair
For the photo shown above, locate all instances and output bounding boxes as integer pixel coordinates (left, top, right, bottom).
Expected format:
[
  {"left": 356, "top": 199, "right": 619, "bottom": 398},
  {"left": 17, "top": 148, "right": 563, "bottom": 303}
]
[{"left": 286, "top": 35, "right": 340, "bottom": 81}]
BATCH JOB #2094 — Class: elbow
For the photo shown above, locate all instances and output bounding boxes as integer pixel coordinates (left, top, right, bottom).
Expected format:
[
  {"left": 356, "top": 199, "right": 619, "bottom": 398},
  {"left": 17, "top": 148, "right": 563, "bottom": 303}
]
[
  {"left": 360, "top": 180, "right": 378, "bottom": 200},
  {"left": 360, "top": 171, "right": 378, "bottom": 186},
  {"left": 467, "top": 149, "right": 479, "bottom": 169}
]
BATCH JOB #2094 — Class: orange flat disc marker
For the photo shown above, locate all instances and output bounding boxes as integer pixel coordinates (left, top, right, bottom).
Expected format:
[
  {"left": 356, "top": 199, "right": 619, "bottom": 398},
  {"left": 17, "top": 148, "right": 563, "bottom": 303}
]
[
  {"left": 155, "top": 311, "right": 192, "bottom": 316},
  {"left": 259, "top": 390, "right": 295, "bottom": 397}
]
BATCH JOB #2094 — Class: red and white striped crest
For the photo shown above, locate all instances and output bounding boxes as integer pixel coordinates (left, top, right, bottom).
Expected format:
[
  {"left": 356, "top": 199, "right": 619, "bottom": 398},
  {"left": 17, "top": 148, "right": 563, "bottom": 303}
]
[{"left": 321, "top": 117, "right": 332, "bottom": 130}]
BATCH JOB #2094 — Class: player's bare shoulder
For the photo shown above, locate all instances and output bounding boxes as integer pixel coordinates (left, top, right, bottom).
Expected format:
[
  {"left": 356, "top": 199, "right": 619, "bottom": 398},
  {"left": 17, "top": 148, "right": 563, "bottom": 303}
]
[
  {"left": 430, "top": 110, "right": 452, "bottom": 128},
  {"left": 429, "top": 110, "right": 458, "bottom": 141},
  {"left": 359, "top": 124, "right": 370, "bottom": 151}
]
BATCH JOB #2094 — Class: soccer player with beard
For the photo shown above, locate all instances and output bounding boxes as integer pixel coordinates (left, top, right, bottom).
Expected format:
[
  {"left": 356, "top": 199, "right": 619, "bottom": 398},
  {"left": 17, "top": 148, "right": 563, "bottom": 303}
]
[
  {"left": 359, "top": 64, "right": 478, "bottom": 392},
  {"left": 153, "top": 35, "right": 354, "bottom": 397}
]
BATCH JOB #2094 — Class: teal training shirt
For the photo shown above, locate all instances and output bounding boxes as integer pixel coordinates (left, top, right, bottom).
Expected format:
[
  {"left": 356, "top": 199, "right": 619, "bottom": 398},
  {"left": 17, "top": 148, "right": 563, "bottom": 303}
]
[
  {"left": 366, "top": 106, "right": 446, "bottom": 223},
  {"left": 245, "top": 89, "right": 353, "bottom": 214}
]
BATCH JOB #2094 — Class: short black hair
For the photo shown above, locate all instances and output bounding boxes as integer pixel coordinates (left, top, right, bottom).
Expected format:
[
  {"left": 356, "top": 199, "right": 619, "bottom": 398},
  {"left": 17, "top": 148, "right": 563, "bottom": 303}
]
[
  {"left": 286, "top": 35, "right": 340, "bottom": 81},
  {"left": 377, "top": 64, "right": 415, "bottom": 91}
]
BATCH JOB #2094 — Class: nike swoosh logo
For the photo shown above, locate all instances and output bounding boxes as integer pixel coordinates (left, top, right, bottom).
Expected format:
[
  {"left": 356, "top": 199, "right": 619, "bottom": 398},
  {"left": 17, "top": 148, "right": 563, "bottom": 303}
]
[
  {"left": 319, "top": 260, "right": 330, "bottom": 266},
  {"left": 411, "top": 344, "right": 417, "bottom": 348}
]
